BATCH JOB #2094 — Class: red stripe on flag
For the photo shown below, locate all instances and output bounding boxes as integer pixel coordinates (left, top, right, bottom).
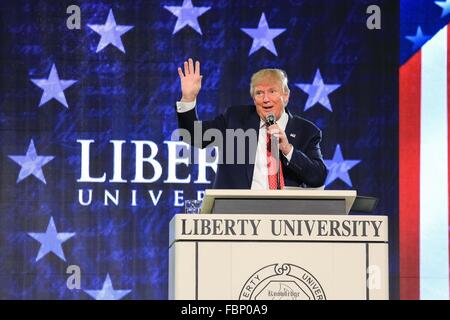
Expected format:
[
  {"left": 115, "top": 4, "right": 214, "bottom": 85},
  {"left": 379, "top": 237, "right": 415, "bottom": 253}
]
[{"left": 399, "top": 52, "right": 421, "bottom": 300}]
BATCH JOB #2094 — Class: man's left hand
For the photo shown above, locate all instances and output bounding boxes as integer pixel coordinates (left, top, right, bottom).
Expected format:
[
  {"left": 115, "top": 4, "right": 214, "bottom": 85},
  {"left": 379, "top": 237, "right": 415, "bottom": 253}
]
[{"left": 268, "top": 124, "right": 293, "bottom": 156}]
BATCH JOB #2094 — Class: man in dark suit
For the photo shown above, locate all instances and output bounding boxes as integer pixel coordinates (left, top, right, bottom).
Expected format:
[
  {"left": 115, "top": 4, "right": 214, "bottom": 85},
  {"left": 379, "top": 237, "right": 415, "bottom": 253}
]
[{"left": 176, "top": 58, "right": 327, "bottom": 190}]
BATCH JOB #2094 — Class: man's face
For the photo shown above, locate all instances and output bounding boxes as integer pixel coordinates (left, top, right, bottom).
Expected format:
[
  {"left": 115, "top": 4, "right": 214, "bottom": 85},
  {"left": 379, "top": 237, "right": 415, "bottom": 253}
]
[{"left": 252, "top": 79, "right": 289, "bottom": 121}]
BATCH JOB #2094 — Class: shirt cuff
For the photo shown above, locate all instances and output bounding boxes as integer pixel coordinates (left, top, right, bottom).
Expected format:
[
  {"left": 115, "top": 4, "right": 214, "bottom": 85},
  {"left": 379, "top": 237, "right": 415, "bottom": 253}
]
[
  {"left": 284, "top": 146, "right": 294, "bottom": 162},
  {"left": 176, "top": 99, "right": 196, "bottom": 113}
]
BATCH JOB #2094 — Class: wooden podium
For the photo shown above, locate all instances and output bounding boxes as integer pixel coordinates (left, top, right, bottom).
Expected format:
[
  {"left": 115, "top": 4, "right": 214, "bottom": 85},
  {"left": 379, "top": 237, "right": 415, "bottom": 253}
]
[{"left": 169, "top": 189, "right": 389, "bottom": 300}]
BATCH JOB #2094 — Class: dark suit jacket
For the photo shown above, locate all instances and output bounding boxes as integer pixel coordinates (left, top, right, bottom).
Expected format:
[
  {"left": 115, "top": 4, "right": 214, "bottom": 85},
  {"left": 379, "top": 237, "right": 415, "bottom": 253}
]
[{"left": 176, "top": 105, "right": 327, "bottom": 189}]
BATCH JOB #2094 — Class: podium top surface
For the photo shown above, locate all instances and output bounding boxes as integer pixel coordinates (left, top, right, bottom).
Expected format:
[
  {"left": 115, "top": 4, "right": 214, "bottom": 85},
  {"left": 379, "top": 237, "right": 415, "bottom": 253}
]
[{"left": 201, "top": 189, "right": 357, "bottom": 215}]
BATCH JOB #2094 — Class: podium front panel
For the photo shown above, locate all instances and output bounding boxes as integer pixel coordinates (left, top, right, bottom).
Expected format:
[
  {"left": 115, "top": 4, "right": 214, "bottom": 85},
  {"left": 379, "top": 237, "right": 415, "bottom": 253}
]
[{"left": 169, "top": 214, "right": 388, "bottom": 300}]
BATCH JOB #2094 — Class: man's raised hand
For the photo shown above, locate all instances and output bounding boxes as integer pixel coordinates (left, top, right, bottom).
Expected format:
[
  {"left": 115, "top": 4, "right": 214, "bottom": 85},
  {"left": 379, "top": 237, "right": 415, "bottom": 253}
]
[{"left": 178, "top": 58, "right": 202, "bottom": 103}]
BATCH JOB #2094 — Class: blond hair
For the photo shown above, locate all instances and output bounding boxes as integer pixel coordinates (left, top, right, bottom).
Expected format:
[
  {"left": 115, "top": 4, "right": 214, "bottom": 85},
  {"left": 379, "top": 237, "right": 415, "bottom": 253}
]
[{"left": 250, "top": 68, "right": 290, "bottom": 97}]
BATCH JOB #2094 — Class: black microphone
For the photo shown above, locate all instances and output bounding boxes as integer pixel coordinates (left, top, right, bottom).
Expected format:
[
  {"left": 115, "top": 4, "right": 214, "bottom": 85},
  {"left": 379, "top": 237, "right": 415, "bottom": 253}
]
[
  {"left": 266, "top": 112, "right": 281, "bottom": 190},
  {"left": 266, "top": 112, "right": 276, "bottom": 126}
]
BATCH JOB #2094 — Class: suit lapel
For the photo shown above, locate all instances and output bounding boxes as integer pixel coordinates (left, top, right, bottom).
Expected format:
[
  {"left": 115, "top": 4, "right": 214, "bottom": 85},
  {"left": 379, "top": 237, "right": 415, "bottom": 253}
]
[{"left": 284, "top": 108, "right": 298, "bottom": 146}]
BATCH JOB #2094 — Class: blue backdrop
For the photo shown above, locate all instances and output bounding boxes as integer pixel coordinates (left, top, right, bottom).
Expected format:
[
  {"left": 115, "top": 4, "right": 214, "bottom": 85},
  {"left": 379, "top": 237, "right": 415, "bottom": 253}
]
[{"left": 0, "top": 0, "right": 398, "bottom": 299}]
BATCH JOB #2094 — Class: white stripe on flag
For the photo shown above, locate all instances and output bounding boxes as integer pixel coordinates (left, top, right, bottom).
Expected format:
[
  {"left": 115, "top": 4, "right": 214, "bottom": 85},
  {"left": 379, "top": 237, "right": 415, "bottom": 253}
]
[{"left": 420, "top": 25, "right": 449, "bottom": 300}]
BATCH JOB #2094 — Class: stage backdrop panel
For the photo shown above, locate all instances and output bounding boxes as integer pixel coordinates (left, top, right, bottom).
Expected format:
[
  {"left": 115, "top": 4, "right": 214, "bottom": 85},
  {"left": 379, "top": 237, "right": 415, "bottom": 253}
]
[{"left": 0, "top": 0, "right": 398, "bottom": 299}]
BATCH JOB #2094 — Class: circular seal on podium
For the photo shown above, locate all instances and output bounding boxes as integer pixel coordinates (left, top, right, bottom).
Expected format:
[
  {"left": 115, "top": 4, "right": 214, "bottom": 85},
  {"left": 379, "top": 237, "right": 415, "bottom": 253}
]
[{"left": 239, "top": 263, "right": 326, "bottom": 300}]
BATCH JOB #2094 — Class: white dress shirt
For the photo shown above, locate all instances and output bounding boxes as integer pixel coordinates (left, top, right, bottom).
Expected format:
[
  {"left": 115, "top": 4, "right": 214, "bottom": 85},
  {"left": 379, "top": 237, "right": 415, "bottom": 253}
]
[
  {"left": 176, "top": 100, "right": 293, "bottom": 190},
  {"left": 250, "top": 111, "right": 292, "bottom": 190}
]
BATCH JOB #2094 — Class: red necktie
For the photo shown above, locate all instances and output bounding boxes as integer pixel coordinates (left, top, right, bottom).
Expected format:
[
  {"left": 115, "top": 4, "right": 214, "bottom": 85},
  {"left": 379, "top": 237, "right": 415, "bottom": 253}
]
[{"left": 266, "top": 132, "right": 285, "bottom": 190}]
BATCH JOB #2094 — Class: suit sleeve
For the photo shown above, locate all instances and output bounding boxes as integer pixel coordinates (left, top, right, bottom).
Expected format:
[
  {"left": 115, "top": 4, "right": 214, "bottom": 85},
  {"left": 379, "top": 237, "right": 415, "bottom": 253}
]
[
  {"left": 176, "top": 106, "right": 227, "bottom": 149},
  {"left": 282, "top": 128, "right": 327, "bottom": 187}
]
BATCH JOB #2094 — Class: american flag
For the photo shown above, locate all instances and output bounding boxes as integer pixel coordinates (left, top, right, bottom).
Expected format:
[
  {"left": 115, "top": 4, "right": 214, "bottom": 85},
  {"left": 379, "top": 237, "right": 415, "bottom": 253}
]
[{"left": 400, "top": 0, "right": 450, "bottom": 300}]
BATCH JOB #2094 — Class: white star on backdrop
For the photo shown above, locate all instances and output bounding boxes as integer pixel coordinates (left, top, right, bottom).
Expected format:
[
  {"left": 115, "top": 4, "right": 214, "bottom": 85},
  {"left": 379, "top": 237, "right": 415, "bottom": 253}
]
[
  {"left": 240, "top": 13, "right": 286, "bottom": 56},
  {"left": 84, "top": 274, "right": 132, "bottom": 300},
  {"left": 295, "top": 69, "right": 341, "bottom": 112},
  {"left": 324, "top": 144, "right": 361, "bottom": 187},
  {"left": 164, "top": 0, "right": 211, "bottom": 35},
  {"left": 8, "top": 139, "right": 55, "bottom": 184},
  {"left": 30, "top": 64, "right": 77, "bottom": 109},
  {"left": 28, "top": 217, "right": 75, "bottom": 262},
  {"left": 88, "top": 9, "right": 134, "bottom": 53}
]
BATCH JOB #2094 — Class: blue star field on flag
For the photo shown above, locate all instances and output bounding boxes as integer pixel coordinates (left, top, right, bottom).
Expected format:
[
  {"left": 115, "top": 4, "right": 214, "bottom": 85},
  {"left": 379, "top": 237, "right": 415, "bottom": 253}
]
[
  {"left": 324, "top": 145, "right": 361, "bottom": 187},
  {"left": 27, "top": 217, "right": 76, "bottom": 262},
  {"left": 240, "top": 13, "right": 286, "bottom": 56},
  {"left": 164, "top": 0, "right": 211, "bottom": 35},
  {"left": 405, "top": 26, "right": 432, "bottom": 51},
  {"left": 401, "top": 0, "right": 450, "bottom": 64},
  {"left": 88, "top": 9, "right": 134, "bottom": 53},
  {"left": 8, "top": 139, "right": 55, "bottom": 184},
  {"left": 295, "top": 69, "right": 341, "bottom": 112},
  {"left": 84, "top": 274, "right": 131, "bottom": 300},
  {"left": 435, "top": 0, "right": 450, "bottom": 18},
  {"left": 30, "top": 64, "right": 77, "bottom": 108}
]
